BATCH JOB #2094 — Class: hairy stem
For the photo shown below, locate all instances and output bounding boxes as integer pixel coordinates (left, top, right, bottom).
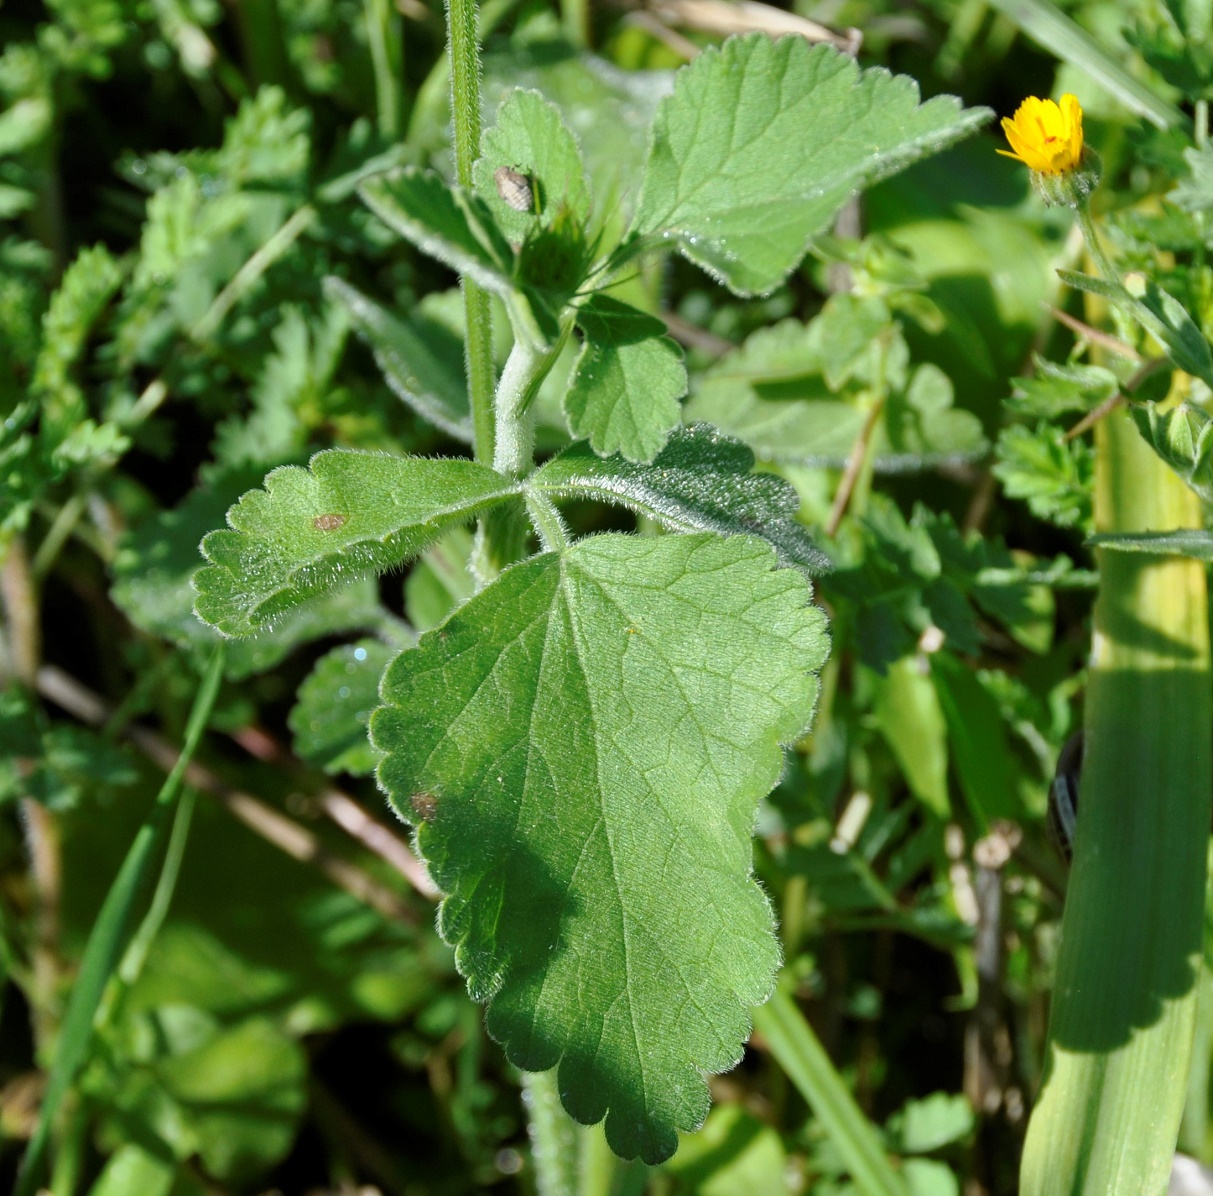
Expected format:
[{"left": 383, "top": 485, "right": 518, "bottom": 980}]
[{"left": 445, "top": 0, "right": 496, "bottom": 470}]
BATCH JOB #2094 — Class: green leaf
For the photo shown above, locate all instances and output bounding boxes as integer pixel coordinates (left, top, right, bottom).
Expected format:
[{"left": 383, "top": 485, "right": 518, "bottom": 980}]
[
  {"left": 324, "top": 276, "right": 472, "bottom": 442},
  {"left": 871, "top": 657, "right": 949, "bottom": 819},
  {"left": 87, "top": 1144, "right": 177, "bottom": 1196},
  {"left": 630, "top": 36, "right": 990, "bottom": 295},
  {"left": 210, "top": 304, "right": 348, "bottom": 475},
  {"left": 666, "top": 1104, "right": 789, "bottom": 1195},
  {"left": 32, "top": 243, "right": 124, "bottom": 424},
  {"left": 1130, "top": 402, "right": 1213, "bottom": 505},
  {"left": 358, "top": 167, "right": 516, "bottom": 297},
  {"left": 112, "top": 474, "right": 389, "bottom": 678},
  {"left": 1088, "top": 529, "right": 1213, "bottom": 559},
  {"left": 993, "top": 424, "right": 1093, "bottom": 531},
  {"left": 1172, "top": 145, "right": 1213, "bottom": 212},
  {"left": 685, "top": 313, "right": 983, "bottom": 470},
  {"left": 530, "top": 424, "right": 831, "bottom": 573},
  {"left": 1058, "top": 269, "right": 1213, "bottom": 389},
  {"left": 93, "top": 1014, "right": 308, "bottom": 1183},
  {"left": 289, "top": 639, "right": 395, "bottom": 775},
  {"left": 1007, "top": 358, "right": 1119, "bottom": 421},
  {"left": 193, "top": 450, "right": 519, "bottom": 636},
  {"left": 563, "top": 295, "right": 686, "bottom": 462},
  {"left": 473, "top": 88, "right": 591, "bottom": 243},
  {"left": 372, "top": 533, "right": 828, "bottom": 1162},
  {"left": 930, "top": 654, "right": 1021, "bottom": 828},
  {"left": 887, "top": 1092, "right": 975, "bottom": 1154}
]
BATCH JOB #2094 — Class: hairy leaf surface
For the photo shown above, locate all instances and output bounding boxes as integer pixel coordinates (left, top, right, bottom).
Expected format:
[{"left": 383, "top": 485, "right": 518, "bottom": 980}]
[
  {"left": 194, "top": 451, "right": 519, "bottom": 636},
  {"left": 531, "top": 424, "right": 830, "bottom": 572},
  {"left": 631, "top": 36, "right": 991, "bottom": 295},
  {"left": 359, "top": 168, "right": 516, "bottom": 297},
  {"left": 564, "top": 295, "right": 686, "bottom": 462},
  {"left": 325, "top": 276, "right": 472, "bottom": 442},
  {"left": 473, "top": 89, "right": 591, "bottom": 242},
  {"left": 373, "top": 533, "right": 828, "bottom": 1162}
]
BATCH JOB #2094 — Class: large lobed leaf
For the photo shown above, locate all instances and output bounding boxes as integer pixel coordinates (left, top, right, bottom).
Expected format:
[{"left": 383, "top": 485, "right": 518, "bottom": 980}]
[
  {"left": 372, "top": 533, "right": 828, "bottom": 1162},
  {"left": 631, "top": 35, "right": 991, "bottom": 295},
  {"left": 194, "top": 450, "right": 519, "bottom": 636}
]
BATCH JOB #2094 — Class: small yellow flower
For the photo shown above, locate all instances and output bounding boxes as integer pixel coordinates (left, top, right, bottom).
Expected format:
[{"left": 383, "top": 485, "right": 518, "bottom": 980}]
[{"left": 998, "top": 94, "right": 1084, "bottom": 175}]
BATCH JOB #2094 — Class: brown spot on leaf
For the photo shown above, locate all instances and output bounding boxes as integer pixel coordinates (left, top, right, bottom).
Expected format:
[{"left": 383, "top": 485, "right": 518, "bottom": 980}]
[
  {"left": 411, "top": 792, "right": 438, "bottom": 822},
  {"left": 313, "top": 513, "right": 348, "bottom": 531}
]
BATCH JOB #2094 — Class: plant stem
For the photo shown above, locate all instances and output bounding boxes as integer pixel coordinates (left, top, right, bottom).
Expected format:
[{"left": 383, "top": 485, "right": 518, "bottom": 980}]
[
  {"left": 1020, "top": 405, "right": 1211, "bottom": 1194},
  {"left": 525, "top": 492, "right": 570, "bottom": 552},
  {"left": 1074, "top": 199, "right": 1120, "bottom": 289},
  {"left": 445, "top": 0, "right": 496, "bottom": 471},
  {"left": 522, "top": 1070, "right": 580, "bottom": 1196},
  {"left": 494, "top": 335, "right": 543, "bottom": 476}
]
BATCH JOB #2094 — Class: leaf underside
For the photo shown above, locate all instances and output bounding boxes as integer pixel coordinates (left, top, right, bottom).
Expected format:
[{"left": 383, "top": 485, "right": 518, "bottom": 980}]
[
  {"left": 372, "top": 533, "right": 828, "bottom": 1162},
  {"left": 531, "top": 423, "right": 831, "bottom": 573}
]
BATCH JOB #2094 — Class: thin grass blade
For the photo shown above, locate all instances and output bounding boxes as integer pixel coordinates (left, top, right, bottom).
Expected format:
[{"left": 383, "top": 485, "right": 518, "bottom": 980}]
[
  {"left": 754, "top": 988, "right": 909, "bottom": 1196},
  {"left": 14, "top": 645, "right": 225, "bottom": 1196}
]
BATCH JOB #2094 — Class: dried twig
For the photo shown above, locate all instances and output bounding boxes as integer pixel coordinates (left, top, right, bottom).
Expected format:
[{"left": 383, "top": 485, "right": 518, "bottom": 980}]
[
  {"left": 1046, "top": 305, "right": 1142, "bottom": 362},
  {"left": 825, "top": 395, "right": 886, "bottom": 537},
  {"left": 35, "top": 666, "right": 421, "bottom": 925},
  {"left": 659, "top": 310, "right": 734, "bottom": 357},
  {"left": 229, "top": 724, "right": 438, "bottom": 900},
  {"left": 648, "top": 0, "right": 860, "bottom": 53}
]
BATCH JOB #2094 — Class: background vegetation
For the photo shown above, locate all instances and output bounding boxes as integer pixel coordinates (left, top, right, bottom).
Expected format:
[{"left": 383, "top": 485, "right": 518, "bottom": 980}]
[{"left": 2, "top": 0, "right": 1211, "bottom": 1189}]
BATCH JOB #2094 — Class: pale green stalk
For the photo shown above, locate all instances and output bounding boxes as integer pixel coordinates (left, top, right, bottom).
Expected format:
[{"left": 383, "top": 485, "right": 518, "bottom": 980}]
[
  {"left": 1020, "top": 407, "right": 1211, "bottom": 1194},
  {"left": 523, "top": 1069, "right": 580, "bottom": 1196}
]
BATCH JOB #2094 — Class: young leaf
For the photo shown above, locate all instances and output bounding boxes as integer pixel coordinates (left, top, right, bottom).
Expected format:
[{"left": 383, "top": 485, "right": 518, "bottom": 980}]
[
  {"left": 530, "top": 424, "right": 831, "bottom": 572},
  {"left": 1008, "top": 358, "right": 1119, "bottom": 420},
  {"left": 194, "top": 451, "right": 520, "bottom": 636},
  {"left": 324, "top": 276, "right": 473, "bottom": 442},
  {"left": 358, "top": 168, "right": 517, "bottom": 298},
  {"left": 473, "top": 89, "right": 591, "bottom": 243},
  {"left": 1130, "top": 402, "right": 1213, "bottom": 505},
  {"left": 289, "top": 640, "right": 396, "bottom": 775},
  {"left": 372, "top": 533, "right": 828, "bottom": 1163},
  {"left": 563, "top": 295, "right": 686, "bottom": 462},
  {"left": 630, "top": 36, "right": 990, "bottom": 296},
  {"left": 1172, "top": 145, "right": 1213, "bottom": 212},
  {"left": 993, "top": 424, "right": 1093, "bottom": 530}
]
